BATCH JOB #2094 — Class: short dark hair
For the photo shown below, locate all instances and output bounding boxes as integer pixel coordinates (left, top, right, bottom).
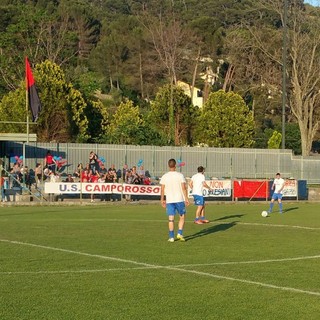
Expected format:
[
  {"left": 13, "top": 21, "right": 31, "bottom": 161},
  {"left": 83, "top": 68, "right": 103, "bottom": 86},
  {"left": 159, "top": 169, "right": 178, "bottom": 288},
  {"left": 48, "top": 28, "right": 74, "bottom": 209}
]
[
  {"left": 168, "top": 159, "right": 176, "bottom": 168},
  {"left": 276, "top": 172, "right": 281, "bottom": 176},
  {"left": 197, "top": 166, "right": 205, "bottom": 173}
]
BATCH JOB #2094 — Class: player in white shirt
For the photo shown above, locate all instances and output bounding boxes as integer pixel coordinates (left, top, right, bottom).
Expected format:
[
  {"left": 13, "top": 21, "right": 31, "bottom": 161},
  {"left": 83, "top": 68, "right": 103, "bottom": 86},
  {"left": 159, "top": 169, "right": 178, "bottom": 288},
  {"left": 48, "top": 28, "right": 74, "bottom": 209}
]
[
  {"left": 189, "top": 166, "right": 212, "bottom": 224},
  {"left": 268, "top": 172, "right": 285, "bottom": 214},
  {"left": 160, "top": 159, "right": 189, "bottom": 242}
]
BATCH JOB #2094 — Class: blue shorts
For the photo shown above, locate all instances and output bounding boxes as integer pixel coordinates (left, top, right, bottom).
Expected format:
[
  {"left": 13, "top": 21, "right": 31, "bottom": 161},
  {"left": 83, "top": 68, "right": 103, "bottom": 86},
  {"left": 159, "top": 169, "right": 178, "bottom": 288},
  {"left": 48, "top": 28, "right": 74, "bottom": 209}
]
[
  {"left": 166, "top": 202, "right": 186, "bottom": 216},
  {"left": 272, "top": 192, "right": 283, "bottom": 200},
  {"left": 193, "top": 195, "right": 205, "bottom": 206}
]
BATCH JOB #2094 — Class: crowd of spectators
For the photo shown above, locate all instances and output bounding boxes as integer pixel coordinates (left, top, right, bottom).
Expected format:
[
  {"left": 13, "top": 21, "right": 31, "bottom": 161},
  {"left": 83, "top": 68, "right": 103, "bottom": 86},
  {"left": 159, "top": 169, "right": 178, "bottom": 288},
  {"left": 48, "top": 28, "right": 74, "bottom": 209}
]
[{"left": 5, "top": 150, "right": 153, "bottom": 191}]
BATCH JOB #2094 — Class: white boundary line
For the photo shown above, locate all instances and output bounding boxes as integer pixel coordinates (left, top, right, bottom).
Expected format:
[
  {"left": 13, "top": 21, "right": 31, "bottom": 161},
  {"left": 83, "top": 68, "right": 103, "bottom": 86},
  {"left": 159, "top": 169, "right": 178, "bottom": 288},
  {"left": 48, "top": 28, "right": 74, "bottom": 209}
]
[
  {"left": 174, "top": 255, "right": 320, "bottom": 267},
  {"left": 238, "top": 222, "right": 320, "bottom": 230},
  {"left": 1, "top": 238, "right": 320, "bottom": 297},
  {"left": 2, "top": 217, "right": 319, "bottom": 231}
]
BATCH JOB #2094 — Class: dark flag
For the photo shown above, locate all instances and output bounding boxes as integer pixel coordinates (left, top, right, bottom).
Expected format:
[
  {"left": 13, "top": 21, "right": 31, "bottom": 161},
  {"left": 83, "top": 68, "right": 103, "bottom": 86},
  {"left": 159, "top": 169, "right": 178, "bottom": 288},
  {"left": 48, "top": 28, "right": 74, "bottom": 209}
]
[{"left": 25, "top": 57, "right": 42, "bottom": 122}]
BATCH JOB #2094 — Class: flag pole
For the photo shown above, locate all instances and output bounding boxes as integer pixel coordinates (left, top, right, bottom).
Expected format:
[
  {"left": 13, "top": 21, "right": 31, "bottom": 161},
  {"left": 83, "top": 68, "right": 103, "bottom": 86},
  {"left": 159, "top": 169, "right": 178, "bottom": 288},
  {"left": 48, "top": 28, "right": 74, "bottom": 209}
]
[
  {"left": 23, "top": 58, "right": 28, "bottom": 188},
  {"left": 25, "top": 57, "right": 30, "bottom": 144}
]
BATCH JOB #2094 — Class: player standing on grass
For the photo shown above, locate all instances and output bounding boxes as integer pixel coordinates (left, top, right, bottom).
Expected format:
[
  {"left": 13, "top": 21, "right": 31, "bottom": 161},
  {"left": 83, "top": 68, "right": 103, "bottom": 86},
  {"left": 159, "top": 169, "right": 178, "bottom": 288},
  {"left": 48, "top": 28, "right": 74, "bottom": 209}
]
[
  {"left": 189, "top": 166, "right": 212, "bottom": 224},
  {"left": 268, "top": 172, "right": 285, "bottom": 214},
  {"left": 160, "top": 158, "right": 189, "bottom": 242}
]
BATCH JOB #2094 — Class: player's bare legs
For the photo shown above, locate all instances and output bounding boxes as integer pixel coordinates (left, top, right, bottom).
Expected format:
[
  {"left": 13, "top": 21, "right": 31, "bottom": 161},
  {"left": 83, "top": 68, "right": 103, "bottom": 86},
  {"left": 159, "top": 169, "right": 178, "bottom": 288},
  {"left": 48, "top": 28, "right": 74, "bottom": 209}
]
[
  {"left": 178, "top": 214, "right": 185, "bottom": 231},
  {"left": 168, "top": 215, "right": 174, "bottom": 233}
]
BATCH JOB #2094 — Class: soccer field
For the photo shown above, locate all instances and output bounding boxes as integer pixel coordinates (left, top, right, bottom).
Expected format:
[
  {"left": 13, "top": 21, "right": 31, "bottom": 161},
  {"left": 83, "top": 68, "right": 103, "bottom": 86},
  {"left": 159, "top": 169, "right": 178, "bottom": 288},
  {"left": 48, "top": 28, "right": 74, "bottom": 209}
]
[{"left": 1, "top": 202, "right": 320, "bottom": 320}]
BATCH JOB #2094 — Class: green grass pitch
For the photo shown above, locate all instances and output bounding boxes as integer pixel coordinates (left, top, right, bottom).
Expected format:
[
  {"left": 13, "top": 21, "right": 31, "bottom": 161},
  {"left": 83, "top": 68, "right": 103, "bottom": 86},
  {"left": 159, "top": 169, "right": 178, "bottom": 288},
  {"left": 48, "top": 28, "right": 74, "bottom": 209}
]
[{"left": 1, "top": 202, "right": 320, "bottom": 320}]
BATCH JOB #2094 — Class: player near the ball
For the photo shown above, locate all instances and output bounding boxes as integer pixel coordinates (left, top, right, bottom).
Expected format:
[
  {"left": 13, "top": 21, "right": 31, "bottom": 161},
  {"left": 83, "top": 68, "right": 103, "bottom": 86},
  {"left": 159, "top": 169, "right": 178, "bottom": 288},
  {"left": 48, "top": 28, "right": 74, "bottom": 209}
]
[
  {"left": 268, "top": 172, "right": 285, "bottom": 214},
  {"left": 160, "top": 158, "right": 189, "bottom": 242},
  {"left": 189, "top": 166, "right": 212, "bottom": 224}
]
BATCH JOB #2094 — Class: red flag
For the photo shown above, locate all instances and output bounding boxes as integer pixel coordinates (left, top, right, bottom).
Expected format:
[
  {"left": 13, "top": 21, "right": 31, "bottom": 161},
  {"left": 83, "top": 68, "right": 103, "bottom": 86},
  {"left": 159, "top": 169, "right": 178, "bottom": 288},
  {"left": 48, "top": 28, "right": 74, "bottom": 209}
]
[{"left": 26, "top": 57, "right": 42, "bottom": 122}]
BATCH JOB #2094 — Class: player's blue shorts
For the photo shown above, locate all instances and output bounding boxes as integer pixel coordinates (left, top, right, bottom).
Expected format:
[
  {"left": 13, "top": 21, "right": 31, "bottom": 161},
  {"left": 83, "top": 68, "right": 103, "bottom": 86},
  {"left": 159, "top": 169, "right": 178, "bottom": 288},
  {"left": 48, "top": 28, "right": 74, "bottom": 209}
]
[
  {"left": 193, "top": 195, "right": 205, "bottom": 206},
  {"left": 166, "top": 202, "right": 186, "bottom": 216},
  {"left": 272, "top": 192, "right": 283, "bottom": 200}
]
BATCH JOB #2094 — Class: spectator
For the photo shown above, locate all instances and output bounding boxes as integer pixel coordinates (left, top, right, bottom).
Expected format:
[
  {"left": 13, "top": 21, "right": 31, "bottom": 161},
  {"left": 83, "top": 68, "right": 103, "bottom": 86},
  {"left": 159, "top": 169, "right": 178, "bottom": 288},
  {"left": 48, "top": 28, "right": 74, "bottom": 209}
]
[
  {"left": 116, "top": 169, "right": 122, "bottom": 181},
  {"left": 122, "top": 164, "right": 129, "bottom": 182},
  {"left": 143, "top": 176, "right": 152, "bottom": 185},
  {"left": 124, "top": 169, "right": 133, "bottom": 201},
  {"left": 1, "top": 170, "right": 6, "bottom": 202},
  {"left": 131, "top": 166, "right": 141, "bottom": 201},
  {"left": 109, "top": 164, "right": 121, "bottom": 200},
  {"left": 98, "top": 163, "right": 108, "bottom": 182},
  {"left": 105, "top": 169, "right": 116, "bottom": 201},
  {"left": 10, "top": 163, "right": 21, "bottom": 188},
  {"left": 108, "top": 164, "right": 118, "bottom": 181},
  {"left": 137, "top": 165, "right": 145, "bottom": 178},
  {"left": 43, "top": 168, "right": 52, "bottom": 181},
  {"left": 49, "top": 171, "right": 59, "bottom": 183},
  {"left": 81, "top": 168, "right": 90, "bottom": 182},
  {"left": 89, "top": 151, "right": 99, "bottom": 174},
  {"left": 11, "top": 162, "right": 20, "bottom": 175},
  {"left": 65, "top": 174, "right": 74, "bottom": 182},
  {"left": 131, "top": 166, "right": 142, "bottom": 185},
  {"left": 145, "top": 169, "right": 151, "bottom": 178},
  {"left": 74, "top": 163, "right": 83, "bottom": 179},
  {"left": 34, "top": 163, "right": 42, "bottom": 185},
  {"left": 44, "top": 151, "right": 56, "bottom": 173},
  {"left": 89, "top": 170, "right": 99, "bottom": 202},
  {"left": 125, "top": 169, "right": 133, "bottom": 184},
  {"left": 9, "top": 149, "right": 16, "bottom": 170}
]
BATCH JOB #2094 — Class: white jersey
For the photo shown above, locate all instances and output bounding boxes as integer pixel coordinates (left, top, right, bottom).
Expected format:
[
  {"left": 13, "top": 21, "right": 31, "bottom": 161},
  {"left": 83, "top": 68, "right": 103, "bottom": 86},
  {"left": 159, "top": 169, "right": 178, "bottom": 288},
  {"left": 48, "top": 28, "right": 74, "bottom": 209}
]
[
  {"left": 273, "top": 178, "right": 285, "bottom": 194},
  {"left": 191, "top": 172, "right": 205, "bottom": 196},
  {"left": 160, "top": 171, "right": 186, "bottom": 204}
]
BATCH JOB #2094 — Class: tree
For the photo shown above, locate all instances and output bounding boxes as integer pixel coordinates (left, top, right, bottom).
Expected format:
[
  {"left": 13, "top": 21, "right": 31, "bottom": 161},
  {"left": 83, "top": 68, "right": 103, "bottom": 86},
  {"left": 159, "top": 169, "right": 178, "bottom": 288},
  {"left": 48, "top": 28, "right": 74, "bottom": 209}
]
[
  {"left": 195, "top": 90, "right": 255, "bottom": 147},
  {"left": 139, "top": 6, "right": 198, "bottom": 142},
  {"left": 225, "top": 0, "right": 320, "bottom": 156},
  {"left": 150, "top": 84, "right": 197, "bottom": 146},
  {"left": 0, "top": 0, "right": 88, "bottom": 99},
  {"left": 268, "top": 130, "right": 282, "bottom": 149},
  {"left": 35, "top": 60, "right": 89, "bottom": 142},
  {"left": 57, "top": 0, "right": 101, "bottom": 62},
  {"left": 106, "top": 99, "right": 143, "bottom": 144},
  {"left": 85, "top": 100, "right": 110, "bottom": 142},
  {"left": 286, "top": 1, "right": 320, "bottom": 156},
  {"left": 0, "top": 2, "right": 45, "bottom": 93},
  {"left": 0, "top": 86, "right": 28, "bottom": 133}
]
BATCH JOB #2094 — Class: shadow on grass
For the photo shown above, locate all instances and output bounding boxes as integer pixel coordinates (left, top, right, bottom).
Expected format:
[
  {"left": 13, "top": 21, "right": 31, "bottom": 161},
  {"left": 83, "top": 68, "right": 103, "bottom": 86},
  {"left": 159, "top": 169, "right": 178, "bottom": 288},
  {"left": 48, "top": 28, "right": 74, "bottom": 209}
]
[
  {"left": 269, "top": 207, "right": 299, "bottom": 214},
  {"left": 185, "top": 221, "right": 237, "bottom": 241},
  {"left": 213, "top": 214, "right": 245, "bottom": 221},
  {"left": 283, "top": 207, "right": 299, "bottom": 213}
]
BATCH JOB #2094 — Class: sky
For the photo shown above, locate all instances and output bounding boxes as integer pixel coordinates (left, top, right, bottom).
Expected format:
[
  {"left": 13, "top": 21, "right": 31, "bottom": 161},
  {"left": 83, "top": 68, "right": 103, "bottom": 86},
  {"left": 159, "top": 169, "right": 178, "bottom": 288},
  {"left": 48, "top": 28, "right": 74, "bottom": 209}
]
[{"left": 304, "top": 0, "right": 320, "bottom": 6}]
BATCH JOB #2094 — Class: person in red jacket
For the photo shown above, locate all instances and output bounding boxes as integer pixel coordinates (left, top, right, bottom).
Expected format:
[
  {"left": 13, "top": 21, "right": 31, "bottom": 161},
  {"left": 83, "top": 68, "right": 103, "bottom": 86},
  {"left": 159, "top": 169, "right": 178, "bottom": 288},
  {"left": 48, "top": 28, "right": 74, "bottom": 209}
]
[
  {"left": 44, "top": 151, "right": 56, "bottom": 173},
  {"left": 1, "top": 171, "right": 7, "bottom": 202}
]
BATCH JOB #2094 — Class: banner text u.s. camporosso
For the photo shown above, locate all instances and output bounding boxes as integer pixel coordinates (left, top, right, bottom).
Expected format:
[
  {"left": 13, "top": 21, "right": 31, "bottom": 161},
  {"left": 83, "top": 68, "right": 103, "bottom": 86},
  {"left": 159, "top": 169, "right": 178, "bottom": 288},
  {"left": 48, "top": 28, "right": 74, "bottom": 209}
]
[
  {"left": 45, "top": 180, "right": 233, "bottom": 198},
  {"left": 45, "top": 182, "right": 161, "bottom": 195}
]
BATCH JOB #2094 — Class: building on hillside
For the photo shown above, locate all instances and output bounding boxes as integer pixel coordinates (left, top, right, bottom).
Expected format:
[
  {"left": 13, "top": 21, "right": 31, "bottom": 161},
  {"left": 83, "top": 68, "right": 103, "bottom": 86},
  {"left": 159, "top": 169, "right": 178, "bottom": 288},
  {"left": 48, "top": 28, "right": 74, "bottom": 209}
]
[{"left": 177, "top": 81, "right": 203, "bottom": 108}]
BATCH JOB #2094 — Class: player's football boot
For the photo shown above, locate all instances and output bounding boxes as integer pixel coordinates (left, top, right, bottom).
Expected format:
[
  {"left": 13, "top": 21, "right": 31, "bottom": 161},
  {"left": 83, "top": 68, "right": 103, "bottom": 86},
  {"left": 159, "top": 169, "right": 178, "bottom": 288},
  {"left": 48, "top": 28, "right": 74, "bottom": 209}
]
[{"left": 176, "top": 234, "right": 186, "bottom": 241}]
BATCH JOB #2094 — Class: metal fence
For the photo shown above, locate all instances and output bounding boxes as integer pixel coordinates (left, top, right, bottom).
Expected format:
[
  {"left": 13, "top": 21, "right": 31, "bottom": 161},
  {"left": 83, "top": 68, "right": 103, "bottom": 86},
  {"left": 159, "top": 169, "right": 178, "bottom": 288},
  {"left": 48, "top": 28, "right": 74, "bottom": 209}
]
[{"left": 2, "top": 142, "right": 320, "bottom": 183}]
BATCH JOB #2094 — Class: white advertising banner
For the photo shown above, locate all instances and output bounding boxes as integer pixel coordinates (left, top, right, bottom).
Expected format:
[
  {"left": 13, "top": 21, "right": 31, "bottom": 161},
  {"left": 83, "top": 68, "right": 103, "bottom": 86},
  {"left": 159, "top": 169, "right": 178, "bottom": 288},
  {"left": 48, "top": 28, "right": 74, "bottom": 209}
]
[
  {"left": 188, "top": 180, "right": 232, "bottom": 198},
  {"left": 45, "top": 180, "right": 233, "bottom": 198},
  {"left": 43, "top": 179, "right": 298, "bottom": 198},
  {"left": 282, "top": 180, "right": 297, "bottom": 197},
  {"left": 44, "top": 182, "right": 161, "bottom": 195}
]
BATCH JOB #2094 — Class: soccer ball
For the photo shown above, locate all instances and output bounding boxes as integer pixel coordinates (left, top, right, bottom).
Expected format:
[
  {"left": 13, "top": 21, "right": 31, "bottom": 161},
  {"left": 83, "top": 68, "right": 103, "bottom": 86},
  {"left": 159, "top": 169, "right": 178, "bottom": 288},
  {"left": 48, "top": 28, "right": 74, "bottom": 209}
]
[{"left": 261, "top": 211, "right": 268, "bottom": 217}]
